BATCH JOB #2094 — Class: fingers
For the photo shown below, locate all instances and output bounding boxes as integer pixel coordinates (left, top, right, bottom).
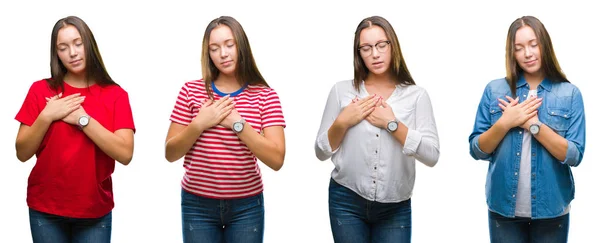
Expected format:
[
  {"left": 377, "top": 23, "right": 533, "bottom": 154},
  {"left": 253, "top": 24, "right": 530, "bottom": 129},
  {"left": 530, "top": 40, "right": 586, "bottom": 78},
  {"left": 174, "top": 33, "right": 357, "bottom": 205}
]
[
  {"left": 525, "top": 100, "right": 542, "bottom": 114},
  {"left": 360, "top": 95, "right": 378, "bottom": 110},
  {"left": 361, "top": 106, "right": 375, "bottom": 118},
  {"left": 62, "top": 93, "right": 82, "bottom": 101},
  {"left": 203, "top": 99, "right": 214, "bottom": 107},
  {"left": 525, "top": 110, "right": 538, "bottom": 120},
  {"left": 357, "top": 94, "right": 377, "bottom": 106},
  {"left": 214, "top": 95, "right": 231, "bottom": 107}
]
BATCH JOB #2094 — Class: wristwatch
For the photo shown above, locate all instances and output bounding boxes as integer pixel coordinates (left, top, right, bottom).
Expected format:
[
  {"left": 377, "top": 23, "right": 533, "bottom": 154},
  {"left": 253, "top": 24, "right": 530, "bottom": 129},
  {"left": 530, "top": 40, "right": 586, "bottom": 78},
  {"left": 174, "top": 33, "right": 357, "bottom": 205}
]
[
  {"left": 529, "top": 121, "right": 542, "bottom": 135},
  {"left": 232, "top": 119, "right": 246, "bottom": 133},
  {"left": 78, "top": 115, "right": 91, "bottom": 129},
  {"left": 386, "top": 119, "right": 399, "bottom": 133}
]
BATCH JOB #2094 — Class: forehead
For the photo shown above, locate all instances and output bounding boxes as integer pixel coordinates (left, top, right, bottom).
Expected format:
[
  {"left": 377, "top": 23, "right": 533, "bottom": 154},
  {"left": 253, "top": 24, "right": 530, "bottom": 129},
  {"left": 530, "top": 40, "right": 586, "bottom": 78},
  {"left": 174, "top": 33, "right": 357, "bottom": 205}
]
[
  {"left": 359, "top": 26, "right": 387, "bottom": 43},
  {"left": 514, "top": 26, "right": 537, "bottom": 43},
  {"left": 57, "top": 25, "right": 81, "bottom": 43},
  {"left": 209, "top": 25, "right": 234, "bottom": 43}
]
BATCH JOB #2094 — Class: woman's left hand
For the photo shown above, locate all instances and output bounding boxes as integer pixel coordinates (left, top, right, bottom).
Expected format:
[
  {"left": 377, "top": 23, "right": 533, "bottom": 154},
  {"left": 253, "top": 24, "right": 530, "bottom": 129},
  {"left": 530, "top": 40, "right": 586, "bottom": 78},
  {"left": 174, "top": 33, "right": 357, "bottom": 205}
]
[
  {"left": 220, "top": 108, "right": 243, "bottom": 129},
  {"left": 62, "top": 106, "right": 88, "bottom": 125},
  {"left": 365, "top": 98, "right": 396, "bottom": 129}
]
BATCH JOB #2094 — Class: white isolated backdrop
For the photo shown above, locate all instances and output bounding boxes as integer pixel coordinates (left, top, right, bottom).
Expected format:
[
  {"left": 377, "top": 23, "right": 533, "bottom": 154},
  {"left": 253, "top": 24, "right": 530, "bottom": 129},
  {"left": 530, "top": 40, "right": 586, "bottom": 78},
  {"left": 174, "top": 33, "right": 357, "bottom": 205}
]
[{"left": 0, "top": 0, "right": 598, "bottom": 242}]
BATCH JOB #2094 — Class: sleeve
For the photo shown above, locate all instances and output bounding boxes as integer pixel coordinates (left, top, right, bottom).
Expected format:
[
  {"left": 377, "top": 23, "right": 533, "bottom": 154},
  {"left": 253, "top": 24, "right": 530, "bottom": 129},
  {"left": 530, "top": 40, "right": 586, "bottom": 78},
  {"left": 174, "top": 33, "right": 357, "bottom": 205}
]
[
  {"left": 468, "top": 84, "right": 493, "bottom": 161},
  {"left": 314, "top": 83, "right": 341, "bottom": 161},
  {"left": 260, "top": 89, "right": 286, "bottom": 129},
  {"left": 15, "top": 83, "right": 41, "bottom": 126},
  {"left": 402, "top": 89, "right": 440, "bottom": 167},
  {"left": 169, "top": 83, "right": 193, "bottom": 125},
  {"left": 561, "top": 87, "right": 585, "bottom": 167},
  {"left": 114, "top": 91, "right": 136, "bottom": 132}
]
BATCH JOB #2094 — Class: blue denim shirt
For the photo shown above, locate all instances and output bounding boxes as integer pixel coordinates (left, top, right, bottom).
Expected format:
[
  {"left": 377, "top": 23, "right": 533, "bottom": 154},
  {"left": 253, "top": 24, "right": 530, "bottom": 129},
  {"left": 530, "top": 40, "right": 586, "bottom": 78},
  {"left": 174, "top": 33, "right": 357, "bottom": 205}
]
[{"left": 469, "top": 76, "right": 586, "bottom": 219}]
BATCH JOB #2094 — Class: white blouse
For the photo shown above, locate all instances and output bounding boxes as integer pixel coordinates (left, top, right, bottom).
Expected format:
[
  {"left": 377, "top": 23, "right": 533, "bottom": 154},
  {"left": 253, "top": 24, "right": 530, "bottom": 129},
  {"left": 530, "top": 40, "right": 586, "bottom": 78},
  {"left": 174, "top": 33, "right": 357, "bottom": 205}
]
[{"left": 315, "top": 80, "right": 440, "bottom": 203}]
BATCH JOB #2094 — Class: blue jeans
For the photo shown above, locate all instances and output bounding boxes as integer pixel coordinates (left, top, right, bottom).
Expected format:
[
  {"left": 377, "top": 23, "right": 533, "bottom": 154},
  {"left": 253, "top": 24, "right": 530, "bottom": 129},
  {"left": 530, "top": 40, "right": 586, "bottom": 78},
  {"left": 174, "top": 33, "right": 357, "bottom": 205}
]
[
  {"left": 29, "top": 208, "right": 111, "bottom": 243},
  {"left": 181, "top": 189, "right": 264, "bottom": 243},
  {"left": 489, "top": 210, "right": 569, "bottom": 243},
  {"left": 329, "top": 178, "right": 411, "bottom": 243}
]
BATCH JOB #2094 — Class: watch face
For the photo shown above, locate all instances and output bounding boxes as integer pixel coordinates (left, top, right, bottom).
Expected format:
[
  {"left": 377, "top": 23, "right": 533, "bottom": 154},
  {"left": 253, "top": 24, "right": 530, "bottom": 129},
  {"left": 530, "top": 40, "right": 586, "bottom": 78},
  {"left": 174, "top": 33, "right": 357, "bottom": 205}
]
[
  {"left": 79, "top": 116, "right": 90, "bottom": 126},
  {"left": 530, "top": 125, "right": 540, "bottom": 134},
  {"left": 233, "top": 122, "right": 244, "bottom": 132},
  {"left": 387, "top": 121, "right": 398, "bottom": 132}
]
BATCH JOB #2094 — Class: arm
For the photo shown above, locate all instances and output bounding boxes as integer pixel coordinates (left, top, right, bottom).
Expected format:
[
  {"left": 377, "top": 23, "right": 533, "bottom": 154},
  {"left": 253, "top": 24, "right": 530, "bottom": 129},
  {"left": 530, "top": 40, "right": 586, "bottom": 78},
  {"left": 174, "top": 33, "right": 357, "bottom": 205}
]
[
  {"left": 534, "top": 88, "right": 585, "bottom": 166},
  {"left": 397, "top": 90, "right": 440, "bottom": 167},
  {"left": 165, "top": 95, "right": 234, "bottom": 162},
  {"left": 165, "top": 122, "right": 206, "bottom": 162},
  {"left": 315, "top": 84, "right": 342, "bottom": 161},
  {"left": 15, "top": 93, "right": 84, "bottom": 162},
  {"left": 81, "top": 118, "right": 134, "bottom": 165},
  {"left": 469, "top": 85, "right": 498, "bottom": 161},
  {"left": 236, "top": 124, "right": 285, "bottom": 171},
  {"left": 15, "top": 118, "right": 52, "bottom": 162}
]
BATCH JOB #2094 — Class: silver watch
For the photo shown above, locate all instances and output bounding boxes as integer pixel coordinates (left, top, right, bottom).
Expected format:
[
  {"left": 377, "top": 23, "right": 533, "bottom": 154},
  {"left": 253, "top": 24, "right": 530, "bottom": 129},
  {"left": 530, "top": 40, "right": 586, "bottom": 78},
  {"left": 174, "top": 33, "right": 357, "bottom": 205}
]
[
  {"left": 529, "top": 121, "right": 542, "bottom": 135},
  {"left": 78, "top": 115, "right": 91, "bottom": 129},
  {"left": 386, "top": 120, "right": 399, "bottom": 133},
  {"left": 232, "top": 119, "right": 246, "bottom": 133}
]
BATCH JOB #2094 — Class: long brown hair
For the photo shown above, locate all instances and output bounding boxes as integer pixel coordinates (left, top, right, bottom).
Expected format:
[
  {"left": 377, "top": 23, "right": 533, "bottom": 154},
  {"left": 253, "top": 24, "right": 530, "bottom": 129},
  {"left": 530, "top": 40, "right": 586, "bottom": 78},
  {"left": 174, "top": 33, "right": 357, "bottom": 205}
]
[
  {"left": 201, "top": 16, "right": 268, "bottom": 99},
  {"left": 47, "top": 16, "right": 116, "bottom": 92},
  {"left": 353, "top": 16, "right": 415, "bottom": 91},
  {"left": 505, "top": 16, "right": 568, "bottom": 97}
]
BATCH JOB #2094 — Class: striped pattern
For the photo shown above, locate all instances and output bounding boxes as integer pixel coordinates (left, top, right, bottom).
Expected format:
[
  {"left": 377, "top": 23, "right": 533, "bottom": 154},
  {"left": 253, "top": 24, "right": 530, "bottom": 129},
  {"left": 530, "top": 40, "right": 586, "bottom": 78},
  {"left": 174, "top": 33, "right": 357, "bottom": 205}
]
[{"left": 170, "top": 80, "right": 285, "bottom": 199}]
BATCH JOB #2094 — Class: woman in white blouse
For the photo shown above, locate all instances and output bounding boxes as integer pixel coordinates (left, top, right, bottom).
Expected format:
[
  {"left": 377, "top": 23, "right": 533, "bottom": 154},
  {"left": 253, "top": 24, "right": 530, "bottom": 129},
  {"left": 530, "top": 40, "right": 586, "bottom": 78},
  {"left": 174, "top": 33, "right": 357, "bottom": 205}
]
[{"left": 315, "top": 16, "right": 440, "bottom": 243}]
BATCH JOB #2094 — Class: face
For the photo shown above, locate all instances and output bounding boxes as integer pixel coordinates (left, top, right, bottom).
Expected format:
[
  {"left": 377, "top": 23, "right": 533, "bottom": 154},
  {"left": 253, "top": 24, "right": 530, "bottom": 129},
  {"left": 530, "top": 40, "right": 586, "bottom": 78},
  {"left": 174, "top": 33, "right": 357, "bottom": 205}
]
[
  {"left": 56, "top": 25, "right": 86, "bottom": 75},
  {"left": 358, "top": 26, "right": 392, "bottom": 76},
  {"left": 514, "top": 25, "right": 542, "bottom": 75},
  {"left": 208, "top": 25, "right": 237, "bottom": 76}
]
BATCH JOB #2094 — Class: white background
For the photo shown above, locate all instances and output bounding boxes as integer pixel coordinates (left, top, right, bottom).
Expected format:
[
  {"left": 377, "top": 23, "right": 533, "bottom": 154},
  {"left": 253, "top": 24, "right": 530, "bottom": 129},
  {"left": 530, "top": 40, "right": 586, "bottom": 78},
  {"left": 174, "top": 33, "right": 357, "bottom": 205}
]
[{"left": 1, "top": 0, "right": 598, "bottom": 242}]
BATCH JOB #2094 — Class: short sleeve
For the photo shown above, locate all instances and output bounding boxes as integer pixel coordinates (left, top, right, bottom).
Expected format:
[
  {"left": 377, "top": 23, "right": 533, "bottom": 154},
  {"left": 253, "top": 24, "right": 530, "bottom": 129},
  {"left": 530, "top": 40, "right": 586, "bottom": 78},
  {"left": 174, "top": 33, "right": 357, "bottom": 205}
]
[
  {"left": 260, "top": 89, "right": 286, "bottom": 129},
  {"left": 114, "top": 91, "right": 136, "bottom": 132},
  {"left": 170, "top": 83, "right": 193, "bottom": 125},
  {"left": 15, "top": 83, "right": 41, "bottom": 126}
]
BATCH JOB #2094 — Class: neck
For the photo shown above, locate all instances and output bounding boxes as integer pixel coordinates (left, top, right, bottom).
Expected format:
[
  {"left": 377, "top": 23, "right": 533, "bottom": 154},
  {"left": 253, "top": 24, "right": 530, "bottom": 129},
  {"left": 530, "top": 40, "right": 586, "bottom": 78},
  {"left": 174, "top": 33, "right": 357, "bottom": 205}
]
[
  {"left": 524, "top": 71, "right": 543, "bottom": 90},
  {"left": 64, "top": 72, "right": 93, "bottom": 88},
  {"left": 365, "top": 72, "right": 395, "bottom": 87},
  {"left": 214, "top": 73, "right": 242, "bottom": 92}
]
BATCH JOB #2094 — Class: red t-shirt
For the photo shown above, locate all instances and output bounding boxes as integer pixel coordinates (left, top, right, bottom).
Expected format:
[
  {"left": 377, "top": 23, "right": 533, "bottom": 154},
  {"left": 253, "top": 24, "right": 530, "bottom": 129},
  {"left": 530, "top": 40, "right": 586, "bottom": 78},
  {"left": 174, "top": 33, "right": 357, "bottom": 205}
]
[
  {"left": 15, "top": 80, "right": 135, "bottom": 218},
  {"left": 170, "top": 80, "right": 286, "bottom": 199}
]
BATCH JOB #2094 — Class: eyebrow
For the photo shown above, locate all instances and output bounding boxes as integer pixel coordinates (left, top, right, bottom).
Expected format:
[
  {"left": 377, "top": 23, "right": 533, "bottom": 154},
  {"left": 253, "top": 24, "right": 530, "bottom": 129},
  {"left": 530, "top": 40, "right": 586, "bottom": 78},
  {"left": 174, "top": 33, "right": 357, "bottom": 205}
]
[
  {"left": 209, "top": 39, "right": 234, "bottom": 45},
  {"left": 57, "top": 37, "right": 82, "bottom": 46},
  {"left": 515, "top": 38, "right": 537, "bottom": 45}
]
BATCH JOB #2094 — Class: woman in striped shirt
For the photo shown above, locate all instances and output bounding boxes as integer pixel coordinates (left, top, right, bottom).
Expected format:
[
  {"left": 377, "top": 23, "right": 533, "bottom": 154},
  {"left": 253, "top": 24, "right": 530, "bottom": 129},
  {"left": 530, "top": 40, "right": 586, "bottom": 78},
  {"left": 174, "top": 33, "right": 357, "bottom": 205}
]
[{"left": 165, "top": 16, "right": 286, "bottom": 243}]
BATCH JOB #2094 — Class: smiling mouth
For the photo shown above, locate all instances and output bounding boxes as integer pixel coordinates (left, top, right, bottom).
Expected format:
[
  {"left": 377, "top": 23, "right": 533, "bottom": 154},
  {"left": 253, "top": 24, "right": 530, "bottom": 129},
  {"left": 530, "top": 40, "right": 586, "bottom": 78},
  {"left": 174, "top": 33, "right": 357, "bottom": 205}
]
[
  {"left": 222, "top": 60, "right": 233, "bottom": 65},
  {"left": 70, "top": 59, "right": 82, "bottom": 64}
]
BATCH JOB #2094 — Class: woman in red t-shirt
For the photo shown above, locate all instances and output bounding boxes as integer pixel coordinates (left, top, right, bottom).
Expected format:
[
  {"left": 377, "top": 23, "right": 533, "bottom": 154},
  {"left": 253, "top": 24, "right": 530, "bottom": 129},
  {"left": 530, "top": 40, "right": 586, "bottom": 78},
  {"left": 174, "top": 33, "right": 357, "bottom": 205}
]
[
  {"left": 14, "top": 16, "right": 135, "bottom": 243},
  {"left": 165, "top": 16, "right": 286, "bottom": 243}
]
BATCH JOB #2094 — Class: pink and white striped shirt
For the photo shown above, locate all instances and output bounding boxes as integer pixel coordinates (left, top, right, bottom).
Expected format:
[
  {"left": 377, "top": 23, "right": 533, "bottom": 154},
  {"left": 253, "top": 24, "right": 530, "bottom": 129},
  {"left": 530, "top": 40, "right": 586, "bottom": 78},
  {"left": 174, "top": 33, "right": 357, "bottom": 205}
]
[{"left": 170, "top": 80, "right": 285, "bottom": 199}]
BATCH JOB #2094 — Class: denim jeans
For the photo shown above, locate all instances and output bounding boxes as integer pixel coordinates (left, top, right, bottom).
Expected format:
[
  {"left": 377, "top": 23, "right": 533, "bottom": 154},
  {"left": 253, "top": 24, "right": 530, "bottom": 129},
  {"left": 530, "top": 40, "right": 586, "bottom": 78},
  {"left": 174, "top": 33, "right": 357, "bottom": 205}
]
[
  {"left": 489, "top": 210, "right": 569, "bottom": 243},
  {"left": 29, "top": 208, "right": 111, "bottom": 243},
  {"left": 329, "top": 178, "right": 411, "bottom": 243},
  {"left": 181, "top": 189, "right": 264, "bottom": 243}
]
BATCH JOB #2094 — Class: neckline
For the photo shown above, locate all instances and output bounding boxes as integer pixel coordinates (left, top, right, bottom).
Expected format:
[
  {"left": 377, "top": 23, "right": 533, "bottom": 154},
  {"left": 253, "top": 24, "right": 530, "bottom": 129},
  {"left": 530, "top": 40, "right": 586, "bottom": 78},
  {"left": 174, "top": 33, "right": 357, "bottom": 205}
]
[
  {"left": 359, "top": 80, "right": 399, "bottom": 102},
  {"left": 211, "top": 81, "right": 247, "bottom": 97}
]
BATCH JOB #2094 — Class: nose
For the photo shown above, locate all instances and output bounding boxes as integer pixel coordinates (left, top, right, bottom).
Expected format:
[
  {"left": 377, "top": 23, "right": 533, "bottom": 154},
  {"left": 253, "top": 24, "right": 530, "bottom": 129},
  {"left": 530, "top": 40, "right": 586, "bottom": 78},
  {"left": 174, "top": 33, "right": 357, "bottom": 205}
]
[
  {"left": 372, "top": 48, "right": 380, "bottom": 58},
  {"left": 524, "top": 47, "right": 532, "bottom": 58},
  {"left": 220, "top": 47, "right": 229, "bottom": 58},
  {"left": 69, "top": 46, "right": 77, "bottom": 57}
]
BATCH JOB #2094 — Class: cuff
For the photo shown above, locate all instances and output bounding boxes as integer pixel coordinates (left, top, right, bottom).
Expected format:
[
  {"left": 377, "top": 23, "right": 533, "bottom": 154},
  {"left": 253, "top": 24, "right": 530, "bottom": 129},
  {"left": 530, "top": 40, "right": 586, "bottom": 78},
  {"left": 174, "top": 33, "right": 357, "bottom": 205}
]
[
  {"left": 402, "top": 129, "right": 422, "bottom": 156},
  {"left": 470, "top": 135, "right": 492, "bottom": 160}
]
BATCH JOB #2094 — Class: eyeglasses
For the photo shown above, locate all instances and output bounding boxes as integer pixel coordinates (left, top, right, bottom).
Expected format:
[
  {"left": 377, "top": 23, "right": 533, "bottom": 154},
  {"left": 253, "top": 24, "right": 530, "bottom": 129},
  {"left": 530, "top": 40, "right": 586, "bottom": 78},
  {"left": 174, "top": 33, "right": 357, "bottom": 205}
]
[{"left": 358, "top": 41, "right": 391, "bottom": 57}]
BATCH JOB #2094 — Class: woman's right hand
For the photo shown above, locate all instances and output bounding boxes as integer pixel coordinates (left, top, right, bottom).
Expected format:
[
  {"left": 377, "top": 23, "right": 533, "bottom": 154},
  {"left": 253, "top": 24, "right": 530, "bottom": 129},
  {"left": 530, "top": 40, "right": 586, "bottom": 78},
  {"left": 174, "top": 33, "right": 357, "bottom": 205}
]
[
  {"left": 497, "top": 95, "right": 542, "bottom": 129},
  {"left": 191, "top": 96, "right": 234, "bottom": 130},
  {"left": 40, "top": 93, "right": 85, "bottom": 122},
  {"left": 335, "top": 94, "right": 378, "bottom": 128}
]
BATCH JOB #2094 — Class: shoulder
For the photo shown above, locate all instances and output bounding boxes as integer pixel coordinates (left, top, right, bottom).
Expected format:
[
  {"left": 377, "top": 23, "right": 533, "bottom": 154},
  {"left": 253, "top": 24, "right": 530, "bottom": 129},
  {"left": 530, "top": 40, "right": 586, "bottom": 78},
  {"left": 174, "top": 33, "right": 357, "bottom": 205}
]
[
  {"left": 246, "top": 84, "right": 279, "bottom": 96},
  {"left": 332, "top": 80, "right": 354, "bottom": 90},
  {"left": 550, "top": 81, "right": 580, "bottom": 96},
  {"left": 28, "top": 79, "right": 52, "bottom": 92},
  {"left": 486, "top": 78, "right": 509, "bottom": 91}
]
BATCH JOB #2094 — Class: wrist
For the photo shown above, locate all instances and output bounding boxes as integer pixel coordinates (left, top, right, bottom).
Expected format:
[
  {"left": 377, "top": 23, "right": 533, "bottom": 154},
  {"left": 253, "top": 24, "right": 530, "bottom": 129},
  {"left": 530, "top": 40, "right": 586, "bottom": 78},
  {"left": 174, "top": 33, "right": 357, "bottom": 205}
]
[{"left": 334, "top": 117, "right": 350, "bottom": 130}]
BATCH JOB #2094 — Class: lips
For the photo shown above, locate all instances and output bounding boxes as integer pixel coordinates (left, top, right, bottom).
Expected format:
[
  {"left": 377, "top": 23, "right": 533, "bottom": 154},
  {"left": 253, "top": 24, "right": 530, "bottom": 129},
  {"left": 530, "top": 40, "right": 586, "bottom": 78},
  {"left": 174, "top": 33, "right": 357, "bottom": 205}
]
[
  {"left": 70, "top": 59, "right": 83, "bottom": 65},
  {"left": 221, "top": 60, "right": 233, "bottom": 66},
  {"left": 524, "top": 59, "right": 537, "bottom": 66}
]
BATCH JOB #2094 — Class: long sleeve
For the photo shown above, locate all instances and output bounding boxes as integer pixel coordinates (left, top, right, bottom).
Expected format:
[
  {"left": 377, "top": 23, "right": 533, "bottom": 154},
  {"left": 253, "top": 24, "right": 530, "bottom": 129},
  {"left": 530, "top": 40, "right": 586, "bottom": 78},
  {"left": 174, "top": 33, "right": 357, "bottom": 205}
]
[
  {"left": 469, "top": 84, "right": 493, "bottom": 161},
  {"left": 402, "top": 90, "right": 440, "bottom": 167},
  {"left": 561, "top": 87, "right": 585, "bottom": 166},
  {"left": 315, "top": 84, "right": 341, "bottom": 161}
]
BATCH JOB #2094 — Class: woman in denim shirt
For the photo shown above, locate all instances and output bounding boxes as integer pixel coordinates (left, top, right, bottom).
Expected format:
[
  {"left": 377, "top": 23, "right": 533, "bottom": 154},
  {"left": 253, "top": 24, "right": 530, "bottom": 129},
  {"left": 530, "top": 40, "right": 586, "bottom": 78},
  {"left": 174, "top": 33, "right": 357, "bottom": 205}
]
[{"left": 468, "top": 16, "right": 585, "bottom": 243}]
